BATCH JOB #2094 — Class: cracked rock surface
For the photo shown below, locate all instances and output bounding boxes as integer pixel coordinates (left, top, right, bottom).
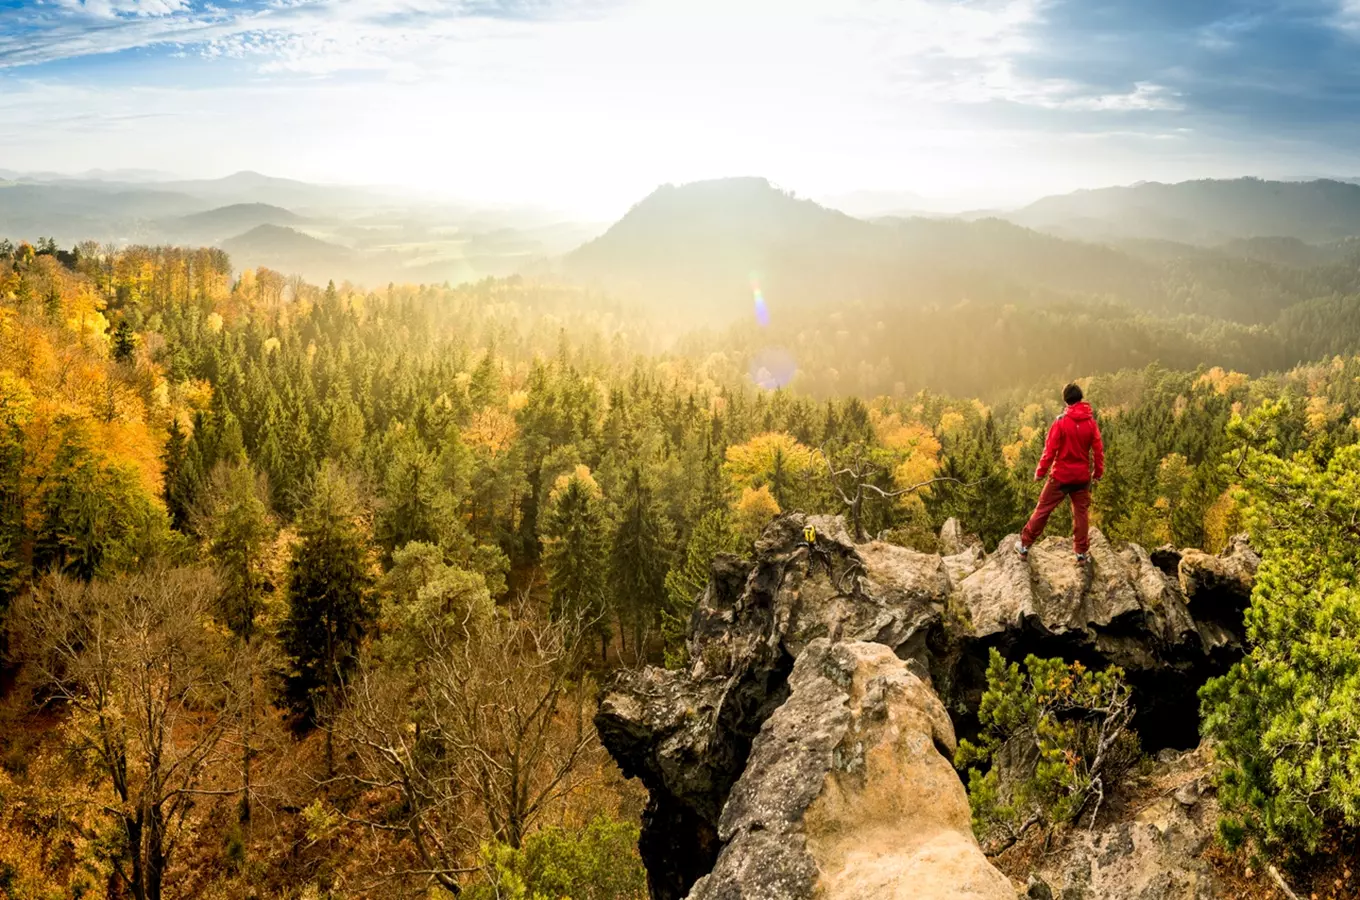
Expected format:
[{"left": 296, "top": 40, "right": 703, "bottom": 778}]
[{"left": 596, "top": 514, "right": 1257, "bottom": 900}]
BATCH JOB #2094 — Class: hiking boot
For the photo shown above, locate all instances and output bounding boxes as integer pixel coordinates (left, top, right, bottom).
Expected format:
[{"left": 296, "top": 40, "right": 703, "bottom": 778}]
[
  {"left": 1016, "top": 541, "right": 1029, "bottom": 558},
  {"left": 1075, "top": 552, "right": 1089, "bottom": 565}
]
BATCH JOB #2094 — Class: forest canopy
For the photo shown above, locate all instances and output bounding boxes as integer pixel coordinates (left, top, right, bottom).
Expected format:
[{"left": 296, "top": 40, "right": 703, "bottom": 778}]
[{"left": 3, "top": 233, "right": 1360, "bottom": 897}]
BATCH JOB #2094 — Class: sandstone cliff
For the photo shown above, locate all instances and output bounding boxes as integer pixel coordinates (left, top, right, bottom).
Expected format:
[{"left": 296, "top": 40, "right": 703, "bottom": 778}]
[{"left": 597, "top": 514, "right": 1257, "bottom": 900}]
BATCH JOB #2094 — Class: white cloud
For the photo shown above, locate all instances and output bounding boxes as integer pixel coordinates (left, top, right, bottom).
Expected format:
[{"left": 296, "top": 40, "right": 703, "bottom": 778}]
[
  {"left": 0, "top": 0, "right": 1307, "bottom": 214},
  {"left": 56, "top": 0, "right": 191, "bottom": 18},
  {"left": 1337, "top": 0, "right": 1360, "bottom": 33}
]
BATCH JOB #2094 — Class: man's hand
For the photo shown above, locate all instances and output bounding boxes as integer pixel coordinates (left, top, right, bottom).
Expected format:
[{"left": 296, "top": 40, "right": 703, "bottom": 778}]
[{"left": 1034, "top": 472, "right": 1045, "bottom": 482}]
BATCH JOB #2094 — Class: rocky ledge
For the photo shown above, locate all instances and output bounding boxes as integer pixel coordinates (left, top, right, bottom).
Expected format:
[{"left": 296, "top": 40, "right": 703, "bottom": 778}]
[{"left": 596, "top": 515, "right": 1257, "bottom": 900}]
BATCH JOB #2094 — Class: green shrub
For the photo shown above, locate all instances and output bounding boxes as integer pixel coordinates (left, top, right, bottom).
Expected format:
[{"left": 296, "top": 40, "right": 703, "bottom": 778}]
[
  {"left": 464, "top": 816, "right": 647, "bottom": 900},
  {"left": 1201, "top": 403, "right": 1360, "bottom": 853},
  {"left": 956, "top": 650, "right": 1140, "bottom": 851}
]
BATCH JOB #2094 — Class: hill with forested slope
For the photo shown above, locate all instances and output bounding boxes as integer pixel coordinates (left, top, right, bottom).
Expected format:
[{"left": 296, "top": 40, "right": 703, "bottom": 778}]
[
  {"left": 220, "top": 223, "right": 353, "bottom": 279},
  {"left": 1009, "top": 177, "right": 1360, "bottom": 244},
  {"left": 174, "top": 202, "right": 305, "bottom": 242},
  {"left": 566, "top": 176, "right": 887, "bottom": 316}
]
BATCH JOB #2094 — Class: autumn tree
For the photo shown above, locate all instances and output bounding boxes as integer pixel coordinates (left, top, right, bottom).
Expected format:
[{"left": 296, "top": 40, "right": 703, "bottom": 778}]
[
  {"left": 733, "top": 484, "right": 780, "bottom": 544},
  {"left": 12, "top": 568, "right": 236, "bottom": 900},
  {"left": 723, "top": 432, "right": 816, "bottom": 510},
  {"left": 339, "top": 595, "right": 600, "bottom": 892}
]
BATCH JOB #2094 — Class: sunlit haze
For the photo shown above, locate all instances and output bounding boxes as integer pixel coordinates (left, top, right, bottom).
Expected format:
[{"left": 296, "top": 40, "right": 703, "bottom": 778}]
[{"left": 6, "top": 0, "right": 1360, "bottom": 216}]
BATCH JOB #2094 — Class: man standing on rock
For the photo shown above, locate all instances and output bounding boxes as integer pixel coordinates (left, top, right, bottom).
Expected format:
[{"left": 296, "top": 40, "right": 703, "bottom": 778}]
[{"left": 1018, "top": 382, "right": 1105, "bottom": 564}]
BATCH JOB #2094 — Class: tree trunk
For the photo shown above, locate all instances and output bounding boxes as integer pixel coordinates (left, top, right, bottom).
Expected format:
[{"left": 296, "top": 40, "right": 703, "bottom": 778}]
[
  {"left": 125, "top": 814, "right": 146, "bottom": 900},
  {"left": 146, "top": 803, "right": 166, "bottom": 900},
  {"left": 242, "top": 652, "right": 253, "bottom": 826},
  {"left": 325, "top": 721, "right": 335, "bottom": 781}
]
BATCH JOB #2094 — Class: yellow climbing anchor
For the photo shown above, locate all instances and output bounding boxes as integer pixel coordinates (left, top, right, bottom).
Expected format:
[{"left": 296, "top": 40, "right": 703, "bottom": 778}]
[{"left": 803, "top": 524, "right": 817, "bottom": 545}]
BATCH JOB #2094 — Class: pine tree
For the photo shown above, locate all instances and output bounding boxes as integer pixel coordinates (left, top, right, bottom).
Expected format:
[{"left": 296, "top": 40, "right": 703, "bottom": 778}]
[
  {"left": 280, "top": 463, "right": 376, "bottom": 740},
  {"left": 0, "top": 392, "right": 26, "bottom": 618},
  {"left": 660, "top": 510, "right": 737, "bottom": 667},
  {"left": 111, "top": 319, "right": 138, "bottom": 363},
  {"left": 162, "top": 417, "right": 192, "bottom": 531},
  {"left": 34, "top": 425, "right": 163, "bottom": 580},
  {"left": 1202, "top": 404, "right": 1360, "bottom": 851},
  {"left": 928, "top": 417, "right": 1022, "bottom": 550},
  {"left": 198, "top": 460, "right": 276, "bottom": 826},
  {"left": 542, "top": 469, "right": 610, "bottom": 660},
  {"left": 608, "top": 466, "right": 675, "bottom": 661},
  {"left": 375, "top": 438, "right": 452, "bottom": 557},
  {"left": 199, "top": 461, "right": 276, "bottom": 640}
]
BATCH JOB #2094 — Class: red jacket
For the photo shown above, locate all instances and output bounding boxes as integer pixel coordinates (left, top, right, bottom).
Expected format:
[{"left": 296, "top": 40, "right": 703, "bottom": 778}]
[{"left": 1036, "top": 401, "right": 1104, "bottom": 485}]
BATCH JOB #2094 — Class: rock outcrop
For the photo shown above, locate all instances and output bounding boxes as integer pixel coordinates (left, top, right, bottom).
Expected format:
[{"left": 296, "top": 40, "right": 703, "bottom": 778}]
[
  {"left": 1019, "top": 746, "right": 1224, "bottom": 900},
  {"left": 690, "top": 640, "right": 1012, "bottom": 900},
  {"left": 945, "top": 528, "right": 1254, "bottom": 748},
  {"left": 596, "top": 514, "right": 1257, "bottom": 900}
]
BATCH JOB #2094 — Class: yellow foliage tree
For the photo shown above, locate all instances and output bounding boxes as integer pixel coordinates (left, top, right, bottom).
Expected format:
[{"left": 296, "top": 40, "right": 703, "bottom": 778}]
[
  {"left": 1194, "top": 366, "right": 1249, "bottom": 396},
  {"left": 873, "top": 413, "right": 942, "bottom": 510},
  {"left": 551, "top": 464, "right": 601, "bottom": 500},
  {"left": 464, "top": 407, "right": 519, "bottom": 457},
  {"left": 723, "top": 432, "right": 815, "bottom": 508},
  {"left": 1305, "top": 395, "right": 1342, "bottom": 436},
  {"left": 1202, "top": 487, "right": 1244, "bottom": 553},
  {"left": 734, "top": 485, "right": 780, "bottom": 543}
]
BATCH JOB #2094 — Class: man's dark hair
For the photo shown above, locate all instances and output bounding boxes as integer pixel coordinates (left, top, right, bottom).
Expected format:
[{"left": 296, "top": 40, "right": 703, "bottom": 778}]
[{"left": 1063, "top": 382, "right": 1083, "bottom": 405}]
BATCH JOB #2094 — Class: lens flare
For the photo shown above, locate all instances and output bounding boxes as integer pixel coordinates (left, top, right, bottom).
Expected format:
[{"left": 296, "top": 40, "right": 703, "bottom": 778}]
[
  {"left": 753, "top": 283, "right": 770, "bottom": 328},
  {"left": 749, "top": 347, "right": 796, "bottom": 389}
]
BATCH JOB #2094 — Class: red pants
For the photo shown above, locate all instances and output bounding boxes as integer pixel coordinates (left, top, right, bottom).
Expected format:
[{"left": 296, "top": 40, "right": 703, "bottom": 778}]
[{"left": 1021, "top": 479, "right": 1091, "bottom": 554}]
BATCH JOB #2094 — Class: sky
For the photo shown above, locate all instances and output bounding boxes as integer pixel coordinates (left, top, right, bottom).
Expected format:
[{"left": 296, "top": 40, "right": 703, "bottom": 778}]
[{"left": 3, "top": 0, "right": 1360, "bottom": 216}]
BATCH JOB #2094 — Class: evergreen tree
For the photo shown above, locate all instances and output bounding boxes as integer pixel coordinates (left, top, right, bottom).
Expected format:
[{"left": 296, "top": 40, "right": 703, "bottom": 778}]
[
  {"left": 198, "top": 460, "right": 276, "bottom": 826},
  {"left": 660, "top": 510, "right": 737, "bottom": 667},
  {"left": 161, "top": 417, "right": 192, "bottom": 531},
  {"left": 928, "top": 417, "right": 1022, "bottom": 549},
  {"left": 34, "top": 425, "right": 165, "bottom": 580},
  {"left": 608, "top": 466, "right": 675, "bottom": 661},
  {"left": 1202, "top": 403, "right": 1360, "bottom": 852},
  {"left": 0, "top": 380, "right": 30, "bottom": 615},
  {"left": 199, "top": 461, "right": 276, "bottom": 640},
  {"left": 280, "top": 463, "right": 376, "bottom": 734},
  {"left": 375, "top": 438, "right": 452, "bottom": 557},
  {"left": 542, "top": 468, "right": 610, "bottom": 660},
  {"left": 111, "top": 319, "right": 138, "bottom": 363}
]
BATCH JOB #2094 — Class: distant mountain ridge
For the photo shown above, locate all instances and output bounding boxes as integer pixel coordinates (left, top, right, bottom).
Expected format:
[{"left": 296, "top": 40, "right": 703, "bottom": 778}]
[
  {"left": 1008, "top": 177, "right": 1360, "bottom": 244},
  {"left": 557, "top": 176, "right": 1360, "bottom": 327}
]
